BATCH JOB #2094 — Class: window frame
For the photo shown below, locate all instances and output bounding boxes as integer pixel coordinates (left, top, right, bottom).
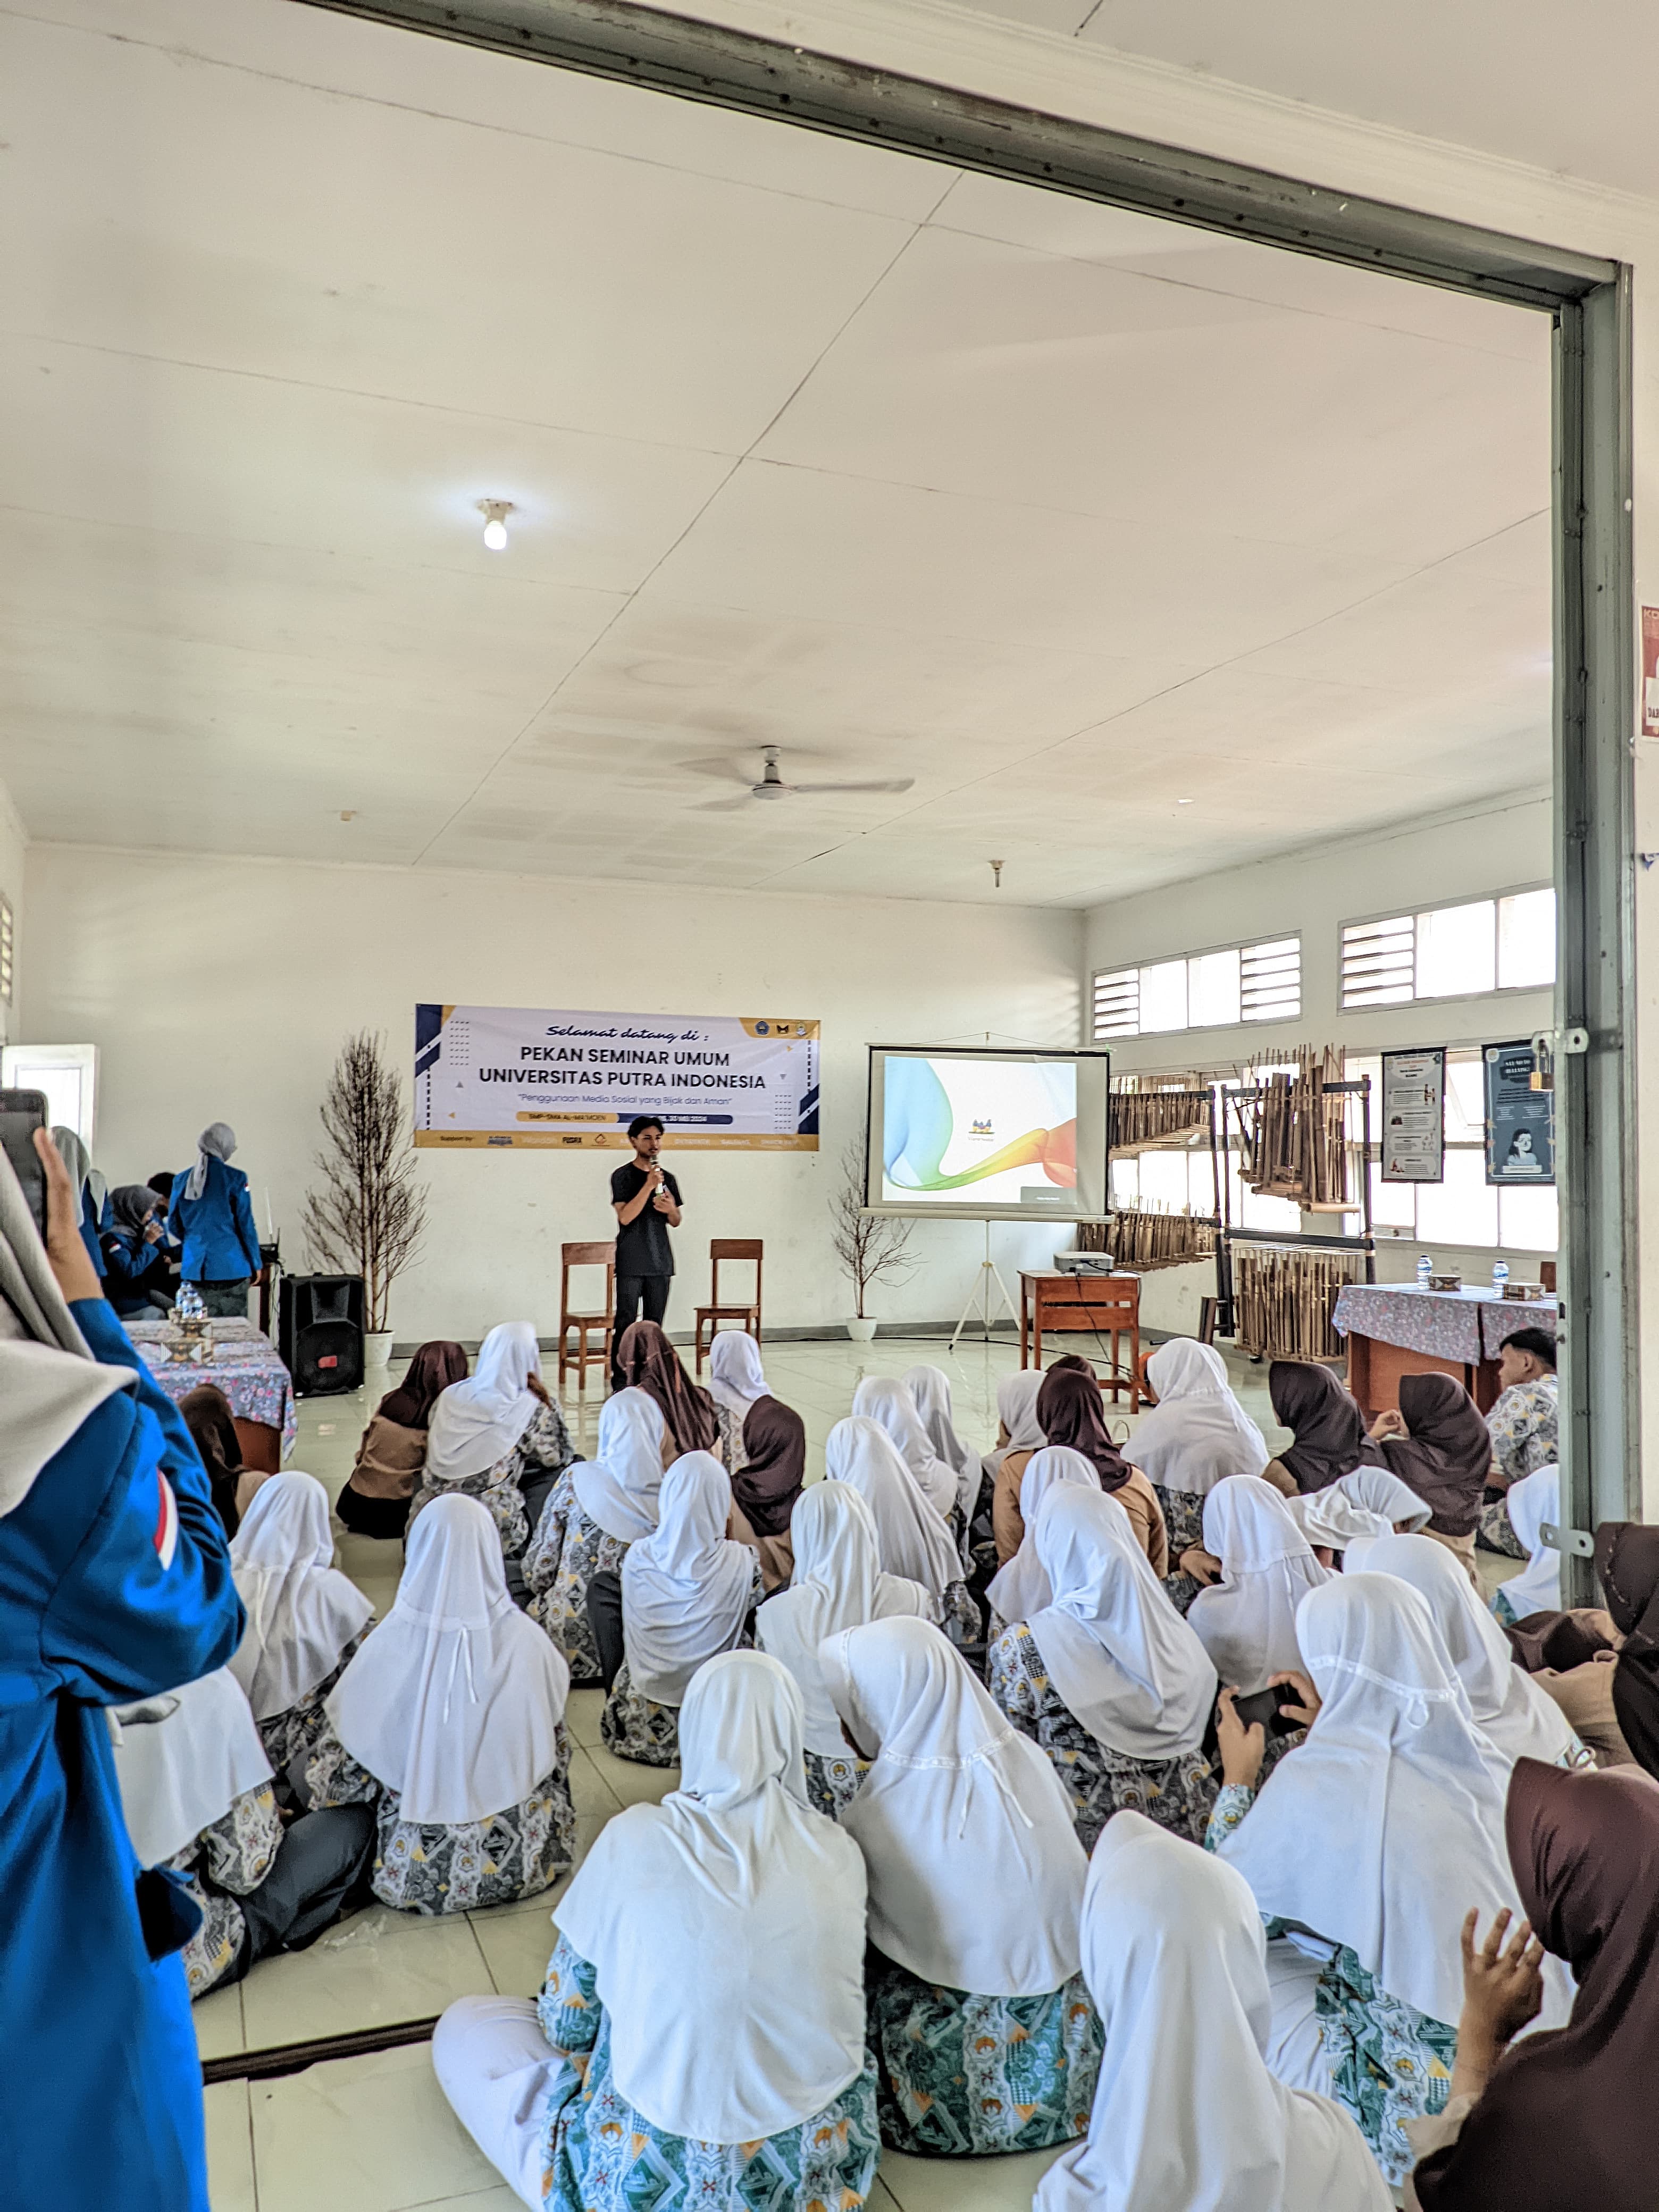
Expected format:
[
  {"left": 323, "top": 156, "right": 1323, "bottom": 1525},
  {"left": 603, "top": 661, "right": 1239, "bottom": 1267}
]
[
  {"left": 1338, "top": 883, "right": 1556, "bottom": 1012},
  {"left": 1091, "top": 931, "right": 1303, "bottom": 1042}
]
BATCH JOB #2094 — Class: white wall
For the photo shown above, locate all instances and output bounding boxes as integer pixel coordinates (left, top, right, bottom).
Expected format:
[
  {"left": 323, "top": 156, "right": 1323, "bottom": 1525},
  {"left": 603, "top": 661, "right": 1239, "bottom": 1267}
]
[
  {"left": 18, "top": 845, "right": 1082, "bottom": 1342},
  {"left": 0, "top": 775, "right": 24, "bottom": 1047}
]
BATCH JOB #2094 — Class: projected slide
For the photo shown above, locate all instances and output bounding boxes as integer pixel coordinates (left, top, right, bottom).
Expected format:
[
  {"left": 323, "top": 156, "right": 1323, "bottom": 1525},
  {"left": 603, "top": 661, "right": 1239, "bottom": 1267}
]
[{"left": 882, "top": 1055, "right": 1077, "bottom": 1206}]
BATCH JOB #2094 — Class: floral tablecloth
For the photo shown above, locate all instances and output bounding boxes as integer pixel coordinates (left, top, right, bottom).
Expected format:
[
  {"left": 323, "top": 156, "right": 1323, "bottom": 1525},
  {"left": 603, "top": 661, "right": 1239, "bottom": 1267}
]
[
  {"left": 126, "top": 1317, "right": 297, "bottom": 1459},
  {"left": 1331, "top": 1284, "right": 1557, "bottom": 1365}
]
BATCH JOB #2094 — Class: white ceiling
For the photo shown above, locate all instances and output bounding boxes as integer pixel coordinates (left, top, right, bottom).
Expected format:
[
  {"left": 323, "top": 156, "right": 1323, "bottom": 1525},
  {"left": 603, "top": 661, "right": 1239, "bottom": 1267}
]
[{"left": 0, "top": 0, "right": 1551, "bottom": 907}]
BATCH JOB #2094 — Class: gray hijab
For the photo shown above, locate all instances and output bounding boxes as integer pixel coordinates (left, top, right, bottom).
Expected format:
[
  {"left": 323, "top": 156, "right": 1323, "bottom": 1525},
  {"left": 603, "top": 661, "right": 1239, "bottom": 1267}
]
[
  {"left": 0, "top": 1146, "right": 132, "bottom": 1519},
  {"left": 185, "top": 1122, "right": 237, "bottom": 1202},
  {"left": 49, "top": 1125, "right": 105, "bottom": 1215}
]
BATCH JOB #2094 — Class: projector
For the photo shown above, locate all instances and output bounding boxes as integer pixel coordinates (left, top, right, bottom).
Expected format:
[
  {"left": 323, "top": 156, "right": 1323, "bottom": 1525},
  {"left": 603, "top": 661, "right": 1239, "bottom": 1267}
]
[{"left": 1055, "top": 1251, "right": 1118, "bottom": 1275}]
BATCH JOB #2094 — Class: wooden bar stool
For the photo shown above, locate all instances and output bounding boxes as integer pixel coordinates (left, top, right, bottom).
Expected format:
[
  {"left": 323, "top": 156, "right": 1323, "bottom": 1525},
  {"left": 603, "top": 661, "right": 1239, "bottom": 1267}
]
[
  {"left": 558, "top": 1239, "right": 616, "bottom": 1393},
  {"left": 694, "top": 1238, "right": 763, "bottom": 1375}
]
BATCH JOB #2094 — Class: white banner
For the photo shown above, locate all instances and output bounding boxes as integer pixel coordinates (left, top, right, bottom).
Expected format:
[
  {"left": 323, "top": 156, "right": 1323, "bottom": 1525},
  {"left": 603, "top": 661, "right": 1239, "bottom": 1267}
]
[{"left": 414, "top": 1004, "right": 819, "bottom": 1150}]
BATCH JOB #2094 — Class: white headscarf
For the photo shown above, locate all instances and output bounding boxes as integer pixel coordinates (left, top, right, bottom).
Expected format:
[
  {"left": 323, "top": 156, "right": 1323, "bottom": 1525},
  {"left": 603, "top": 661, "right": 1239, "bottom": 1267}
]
[
  {"left": 985, "top": 1447, "right": 1098, "bottom": 1629},
  {"left": 555, "top": 1652, "right": 867, "bottom": 2143},
  {"left": 904, "top": 1364, "right": 979, "bottom": 1512},
  {"left": 228, "top": 1470, "right": 373, "bottom": 1719},
  {"left": 0, "top": 1147, "right": 133, "bottom": 1519},
  {"left": 423, "top": 1321, "right": 543, "bottom": 1485},
  {"left": 823, "top": 1615, "right": 1086, "bottom": 1997},
  {"left": 1130, "top": 1339, "right": 1270, "bottom": 1498},
  {"left": 1036, "top": 1812, "right": 1392, "bottom": 2212},
  {"left": 756, "top": 1481, "right": 929, "bottom": 1758},
  {"left": 184, "top": 1121, "right": 237, "bottom": 1203},
  {"left": 1217, "top": 1575, "right": 1575, "bottom": 2030},
  {"left": 1287, "top": 1464, "right": 1430, "bottom": 1551},
  {"left": 111, "top": 1669, "right": 273, "bottom": 1869},
  {"left": 824, "top": 1416, "right": 960, "bottom": 1606},
  {"left": 1501, "top": 1463, "right": 1562, "bottom": 1618},
  {"left": 708, "top": 1330, "right": 769, "bottom": 1420},
  {"left": 326, "top": 1494, "right": 568, "bottom": 1823},
  {"left": 991, "top": 1368, "right": 1046, "bottom": 1467},
  {"left": 852, "top": 1375, "right": 956, "bottom": 1518},
  {"left": 621, "top": 1451, "right": 755, "bottom": 1706},
  {"left": 1187, "top": 1477, "right": 1331, "bottom": 1696},
  {"left": 1027, "top": 1484, "right": 1216, "bottom": 1760},
  {"left": 1346, "top": 1532, "right": 1579, "bottom": 1768},
  {"left": 50, "top": 1125, "right": 101, "bottom": 1215},
  {"left": 570, "top": 1387, "right": 666, "bottom": 1545}
]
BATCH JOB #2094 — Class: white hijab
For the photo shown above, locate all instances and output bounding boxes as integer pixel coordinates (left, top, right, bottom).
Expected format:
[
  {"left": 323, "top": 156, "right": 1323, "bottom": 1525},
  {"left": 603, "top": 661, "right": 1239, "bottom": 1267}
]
[
  {"left": 184, "top": 1120, "right": 237, "bottom": 1202},
  {"left": 824, "top": 1614, "right": 1086, "bottom": 1997},
  {"left": 904, "top": 1363, "right": 979, "bottom": 1512},
  {"left": 111, "top": 1669, "right": 273, "bottom": 1869},
  {"left": 1501, "top": 1463, "right": 1562, "bottom": 1617},
  {"left": 1188, "top": 1477, "right": 1331, "bottom": 1697},
  {"left": 620, "top": 1451, "right": 755, "bottom": 1706},
  {"left": 228, "top": 1470, "right": 374, "bottom": 1719},
  {"left": 423, "top": 1321, "right": 543, "bottom": 1484},
  {"left": 1130, "top": 1340, "right": 1269, "bottom": 1498},
  {"left": 824, "top": 1416, "right": 961, "bottom": 1605},
  {"left": 326, "top": 1494, "right": 568, "bottom": 1823},
  {"left": 556, "top": 1652, "right": 867, "bottom": 2144},
  {"left": 985, "top": 1446, "right": 1098, "bottom": 1628},
  {"left": 756, "top": 1481, "right": 929, "bottom": 1758},
  {"left": 1036, "top": 1812, "right": 1392, "bottom": 2212},
  {"left": 708, "top": 1329, "right": 768, "bottom": 1420},
  {"left": 570, "top": 1387, "right": 666, "bottom": 1545},
  {"left": 1346, "top": 1532, "right": 1580, "bottom": 1769},
  {"left": 852, "top": 1375, "right": 956, "bottom": 1518},
  {"left": 0, "top": 1147, "right": 133, "bottom": 1519},
  {"left": 988, "top": 1368, "right": 1046, "bottom": 1472},
  {"left": 1217, "top": 1576, "right": 1576, "bottom": 2031},
  {"left": 1027, "top": 1485, "right": 1216, "bottom": 1761},
  {"left": 1287, "top": 1464, "right": 1430, "bottom": 1551}
]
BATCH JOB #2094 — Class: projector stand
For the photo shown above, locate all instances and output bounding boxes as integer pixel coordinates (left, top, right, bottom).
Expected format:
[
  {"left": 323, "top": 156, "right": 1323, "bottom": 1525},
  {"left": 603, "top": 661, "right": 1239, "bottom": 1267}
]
[{"left": 950, "top": 1222, "right": 1019, "bottom": 1351}]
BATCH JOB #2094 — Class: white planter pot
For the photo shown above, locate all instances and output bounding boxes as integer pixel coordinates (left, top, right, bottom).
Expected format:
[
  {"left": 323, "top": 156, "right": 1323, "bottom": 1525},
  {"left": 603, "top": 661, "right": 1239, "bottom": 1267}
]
[
  {"left": 846, "top": 1317, "right": 877, "bottom": 1342},
  {"left": 363, "top": 1330, "right": 395, "bottom": 1371}
]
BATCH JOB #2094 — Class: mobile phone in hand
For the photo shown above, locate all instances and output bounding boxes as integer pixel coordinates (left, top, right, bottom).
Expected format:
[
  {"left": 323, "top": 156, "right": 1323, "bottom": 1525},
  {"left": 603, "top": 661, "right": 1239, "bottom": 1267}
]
[
  {"left": 1230, "top": 1683, "right": 1306, "bottom": 1739},
  {"left": 0, "top": 1090, "right": 50, "bottom": 1239}
]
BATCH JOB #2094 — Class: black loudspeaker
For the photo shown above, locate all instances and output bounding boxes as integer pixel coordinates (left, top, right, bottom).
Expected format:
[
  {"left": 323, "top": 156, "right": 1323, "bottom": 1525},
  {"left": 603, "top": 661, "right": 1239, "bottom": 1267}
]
[{"left": 279, "top": 1273, "right": 365, "bottom": 1396}]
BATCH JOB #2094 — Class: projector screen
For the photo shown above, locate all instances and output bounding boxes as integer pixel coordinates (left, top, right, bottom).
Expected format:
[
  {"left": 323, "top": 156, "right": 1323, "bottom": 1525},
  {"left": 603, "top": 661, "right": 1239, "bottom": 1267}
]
[{"left": 864, "top": 1046, "right": 1111, "bottom": 1221}]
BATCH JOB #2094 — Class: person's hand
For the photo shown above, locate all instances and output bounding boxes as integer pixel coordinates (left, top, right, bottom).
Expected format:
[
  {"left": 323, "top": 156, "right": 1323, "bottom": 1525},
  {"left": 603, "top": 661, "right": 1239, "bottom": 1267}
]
[
  {"left": 1216, "top": 1687, "right": 1266, "bottom": 1789},
  {"left": 643, "top": 1161, "right": 663, "bottom": 1189},
  {"left": 143, "top": 1219, "right": 164, "bottom": 1245},
  {"left": 1459, "top": 1908, "right": 1545, "bottom": 2052},
  {"left": 1369, "top": 1409, "right": 1408, "bottom": 1440},
  {"left": 1268, "top": 1668, "right": 1322, "bottom": 1729},
  {"left": 1179, "top": 1544, "right": 1223, "bottom": 1586},
  {"left": 32, "top": 1127, "right": 104, "bottom": 1305},
  {"left": 651, "top": 1189, "right": 674, "bottom": 1214}
]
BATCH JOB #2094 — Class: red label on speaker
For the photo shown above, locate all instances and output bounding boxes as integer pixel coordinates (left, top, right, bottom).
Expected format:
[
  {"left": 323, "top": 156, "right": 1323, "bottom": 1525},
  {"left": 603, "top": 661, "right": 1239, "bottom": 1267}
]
[{"left": 319, "top": 1355, "right": 338, "bottom": 1368}]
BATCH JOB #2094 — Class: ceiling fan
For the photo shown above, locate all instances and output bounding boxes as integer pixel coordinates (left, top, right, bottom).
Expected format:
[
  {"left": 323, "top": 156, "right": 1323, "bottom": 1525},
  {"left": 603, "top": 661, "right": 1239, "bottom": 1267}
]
[{"left": 692, "top": 745, "right": 915, "bottom": 813}]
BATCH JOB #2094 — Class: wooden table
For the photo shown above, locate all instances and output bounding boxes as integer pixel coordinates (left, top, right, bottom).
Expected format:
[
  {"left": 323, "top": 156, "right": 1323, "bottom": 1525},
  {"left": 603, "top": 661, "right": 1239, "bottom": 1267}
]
[
  {"left": 1018, "top": 1271, "right": 1142, "bottom": 1405},
  {"left": 126, "top": 1317, "right": 297, "bottom": 1473},
  {"left": 1332, "top": 1283, "right": 1557, "bottom": 1417}
]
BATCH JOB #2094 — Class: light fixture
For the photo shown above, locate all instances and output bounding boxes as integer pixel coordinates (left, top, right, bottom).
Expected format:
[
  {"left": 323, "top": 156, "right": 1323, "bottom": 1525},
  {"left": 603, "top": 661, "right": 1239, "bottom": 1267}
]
[
  {"left": 990, "top": 859, "right": 1004, "bottom": 889},
  {"left": 1176, "top": 797, "right": 1194, "bottom": 807},
  {"left": 477, "top": 498, "right": 514, "bottom": 551}
]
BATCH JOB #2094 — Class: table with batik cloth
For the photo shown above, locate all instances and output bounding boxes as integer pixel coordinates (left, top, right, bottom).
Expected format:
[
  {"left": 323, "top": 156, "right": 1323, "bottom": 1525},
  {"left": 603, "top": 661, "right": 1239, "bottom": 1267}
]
[
  {"left": 125, "top": 1317, "right": 297, "bottom": 1471},
  {"left": 1332, "top": 1283, "right": 1557, "bottom": 1417}
]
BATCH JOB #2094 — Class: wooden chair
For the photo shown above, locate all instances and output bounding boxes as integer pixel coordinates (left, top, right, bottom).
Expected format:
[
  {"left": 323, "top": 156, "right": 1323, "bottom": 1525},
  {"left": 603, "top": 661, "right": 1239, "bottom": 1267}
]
[
  {"left": 694, "top": 1239, "right": 764, "bottom": 1375},
  {"left": 558, "top": 1240, "right": 616, "bottom": 1393}
]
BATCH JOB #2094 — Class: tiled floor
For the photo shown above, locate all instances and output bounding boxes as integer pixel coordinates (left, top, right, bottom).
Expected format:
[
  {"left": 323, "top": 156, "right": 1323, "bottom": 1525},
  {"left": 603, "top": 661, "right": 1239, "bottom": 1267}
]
[{"left": 202, "top": 1330, "right": 1520, "bottom": 2209}]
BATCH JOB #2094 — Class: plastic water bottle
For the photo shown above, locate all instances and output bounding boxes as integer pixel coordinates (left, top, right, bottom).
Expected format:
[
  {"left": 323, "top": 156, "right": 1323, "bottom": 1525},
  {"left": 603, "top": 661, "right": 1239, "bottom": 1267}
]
[
  {"left": 1493, "top": 1260, "right": 1510, "bottom": 1293},
  {"left": 1416, "top": 1253, "right": 1432, "bottom": 1291}
]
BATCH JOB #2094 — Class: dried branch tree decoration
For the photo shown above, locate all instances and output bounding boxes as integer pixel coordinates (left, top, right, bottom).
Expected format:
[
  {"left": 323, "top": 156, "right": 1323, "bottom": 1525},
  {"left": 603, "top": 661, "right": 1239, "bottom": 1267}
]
[
  {"left": 301, "top": 1030, "right": 428, "bottom": 1333},
  {"left": 828, "top": 1137, "right": 915, "bottom": 1319}
]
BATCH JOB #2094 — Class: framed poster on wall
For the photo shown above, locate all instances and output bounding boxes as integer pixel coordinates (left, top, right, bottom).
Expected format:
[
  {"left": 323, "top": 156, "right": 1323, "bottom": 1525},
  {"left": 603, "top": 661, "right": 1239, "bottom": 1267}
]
[
  {"left": 1380, "top": 1048, "right": 1445, "bottom": 1182},
  {"left": 1483, "top": 1040, "right": 1555, "bottom": 1185}
]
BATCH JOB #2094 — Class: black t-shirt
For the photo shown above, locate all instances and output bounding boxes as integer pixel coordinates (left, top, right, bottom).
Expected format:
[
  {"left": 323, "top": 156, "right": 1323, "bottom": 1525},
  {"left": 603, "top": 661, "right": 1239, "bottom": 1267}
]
[{"left": 610, "top": 1163, "right": 682, "bottom": 1278}]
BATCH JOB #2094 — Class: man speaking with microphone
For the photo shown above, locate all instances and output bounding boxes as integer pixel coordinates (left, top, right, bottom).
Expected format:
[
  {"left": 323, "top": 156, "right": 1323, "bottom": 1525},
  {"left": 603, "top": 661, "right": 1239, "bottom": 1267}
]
[{"left": 609, "top": 1115, "right": 683, "bottom": 1388}]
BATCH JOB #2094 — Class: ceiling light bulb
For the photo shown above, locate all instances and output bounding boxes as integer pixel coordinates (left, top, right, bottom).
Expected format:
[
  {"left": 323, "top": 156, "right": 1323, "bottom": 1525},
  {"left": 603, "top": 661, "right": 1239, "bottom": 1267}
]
[
  {"left": 477, "top": 498, "right": 514, "bottom": 551},
  {"left": 483, "top": 517, "right": 507, "bottom": 550}
]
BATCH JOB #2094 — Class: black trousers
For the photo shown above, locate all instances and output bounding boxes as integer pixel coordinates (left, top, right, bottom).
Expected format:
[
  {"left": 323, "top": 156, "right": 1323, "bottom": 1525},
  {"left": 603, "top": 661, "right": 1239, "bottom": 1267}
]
[
  {"left": 610, "top": 1272, "right": 671, "bottom": 1388},
  {"left": 231, "top": 1804, "right": 376, "bottom": 1980}
]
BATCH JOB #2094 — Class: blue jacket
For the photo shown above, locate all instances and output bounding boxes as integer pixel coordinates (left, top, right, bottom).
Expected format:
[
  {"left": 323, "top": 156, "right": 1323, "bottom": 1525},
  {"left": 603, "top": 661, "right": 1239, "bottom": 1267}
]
[
  {"left": 167, "top": 1157, "right": 262, "bottom": 1284},
  {"left": 100, "top": 1224, "right": 168, "bottom": 1317},
  {"left": 0, "top": 1300, "right": 243, "bottom": 2210},
  {"left": 79, "top": 1187, "right": 105, "bottom": 1278}
]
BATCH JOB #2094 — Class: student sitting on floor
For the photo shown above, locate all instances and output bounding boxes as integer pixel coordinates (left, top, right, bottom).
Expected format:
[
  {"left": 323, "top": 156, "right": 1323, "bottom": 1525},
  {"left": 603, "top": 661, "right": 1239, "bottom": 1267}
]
[
  {"left": 614, "top": 1318, "right": 719, "bottom": 1456},
  {"left": 300, "top": 1495, "right": 575, "bottom": 1914},
  {"left": 525, "top": 1387, "right": 667, "bottom": 1685},
  {"left": 410, "top": 1322, "right": 573, "bottom": 1562},
  {"left": 227, "top": 1469, "right": 374, "bottom": 1770},
  {"left": 1187, "top": 1475, "right": 1331, "bottom": 1698},
  {"left": 338, "top": 1339, "right": 468, "bottom": 1540},
  {"left": 99, "top": 1184, "right": 173, "bottom": 1317},
  {"left": 984, "top": 1445, "right": 1099, "bottom": 1641},
  {"left": 726, "top": 1393, "right": 806, "bottom": 1593},
  {"left": 852, "top": 1374, "right": 957, "bottom": 1520},
  {"left": 1027, "top": 1365, "right": 1169, "bottom": 1575},
  {"left": 707, "top": 1327, "right": 768, "bottom": 1474},
  {"left": 823, "top": 1614, "right": 1102, "bottom": 2158},
  {"left": 433, "top": 1653, "right": 878, "bottom": 2212},
  {"left": 1478, "top": 1327, "right": 1558, "bottom": 1557},
  {"left": 1129, "top": 1337, "right": 1270, "bottom": 1612},
  {"left": 903, "top": 1362, "right": 980, "bottom": 1521},
  {"left": 824, "top": 1415, "right": 981, "bottom": 1648}
]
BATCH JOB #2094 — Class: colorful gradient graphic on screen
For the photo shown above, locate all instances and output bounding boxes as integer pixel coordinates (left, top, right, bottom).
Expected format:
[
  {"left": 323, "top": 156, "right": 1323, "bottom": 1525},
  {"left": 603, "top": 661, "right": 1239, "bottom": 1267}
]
[{"left": 882, "top": 1055, "right": 1076, "bottom": 1200}]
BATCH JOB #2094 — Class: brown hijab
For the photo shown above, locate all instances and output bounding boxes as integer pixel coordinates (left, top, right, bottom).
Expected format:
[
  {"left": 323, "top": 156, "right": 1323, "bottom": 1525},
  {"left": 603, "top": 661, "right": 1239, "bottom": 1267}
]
[
  {"left": 1035, "top": 1365, "right": 1129, "bottom": 1492},
  {"left": 180, "top": 1382, "right": 242, "bottom": 1538},
  {"left": 1595, "top": 1521, "right": 1659, "bottom": 1781},
  {"left": 1267, "top": 1360, "right": 1382, "bottom": 1494},
  {"left": 1380, "top": 1373, "right": 1493, "bottom": 1537},
  {"left": 616, "top": 1319, "right": 718, "bottom": 1455},
  {"left": 378, "top": 1339, "right": 468, "bottom": 1431},
  {"left": 1412, "top": 1758, "right": 1659, "bottom": 2212},
  {"left": 733, "top": 1396, "right": 806, "bottom": 1539}
]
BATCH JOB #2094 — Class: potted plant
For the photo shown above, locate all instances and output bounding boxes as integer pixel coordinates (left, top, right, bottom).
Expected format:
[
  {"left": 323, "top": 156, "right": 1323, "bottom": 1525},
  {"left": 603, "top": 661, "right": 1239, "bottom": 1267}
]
[
  {"left": 829, "top": 1137, "right": 915, "bottom": 1340},
  {"left": 301, "top": 1029, "right": 428, "bottom": 1371}
]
